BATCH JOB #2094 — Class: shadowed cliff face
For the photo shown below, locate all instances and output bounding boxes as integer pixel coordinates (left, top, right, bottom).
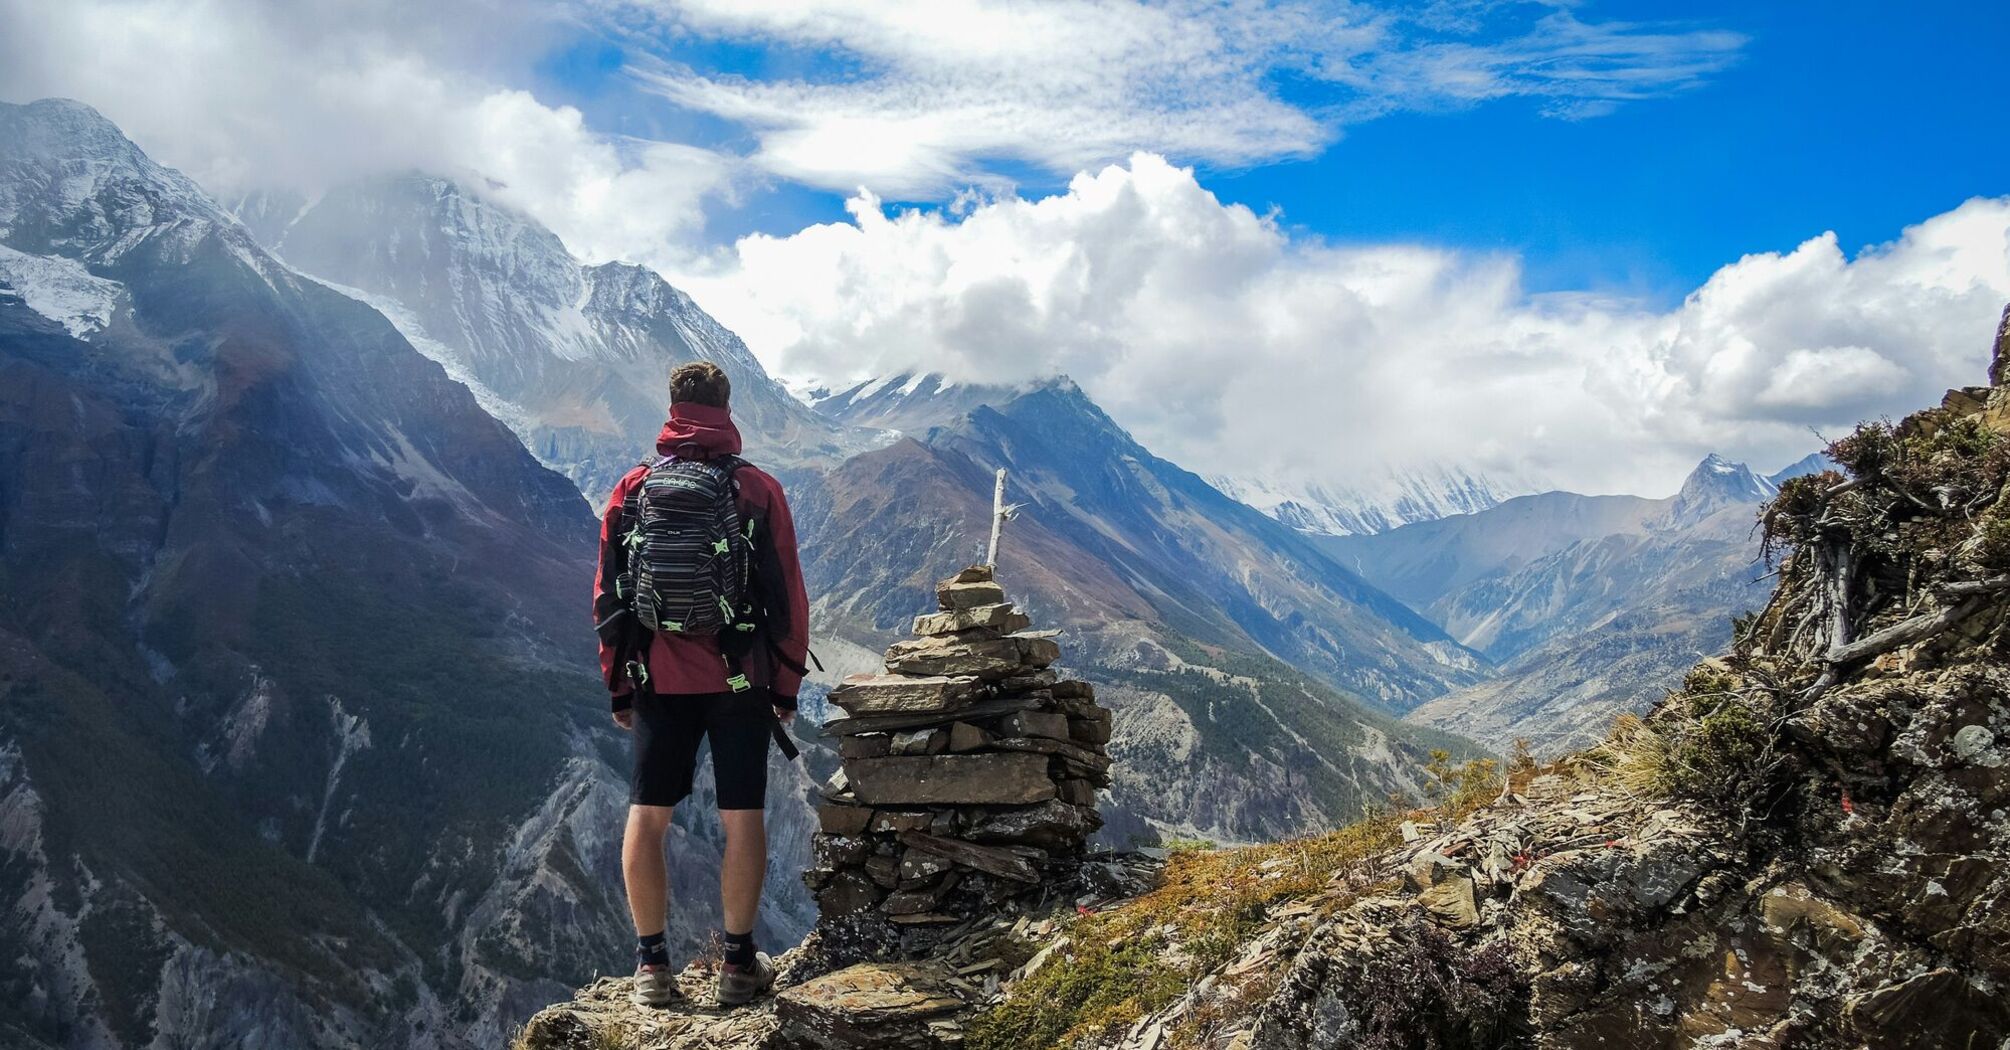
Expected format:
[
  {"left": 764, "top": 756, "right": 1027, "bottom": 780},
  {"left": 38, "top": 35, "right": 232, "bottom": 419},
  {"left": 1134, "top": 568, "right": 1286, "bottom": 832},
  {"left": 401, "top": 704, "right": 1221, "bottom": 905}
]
[{"left": 0, "top": 99, "right": 819, "bottom": 1050}]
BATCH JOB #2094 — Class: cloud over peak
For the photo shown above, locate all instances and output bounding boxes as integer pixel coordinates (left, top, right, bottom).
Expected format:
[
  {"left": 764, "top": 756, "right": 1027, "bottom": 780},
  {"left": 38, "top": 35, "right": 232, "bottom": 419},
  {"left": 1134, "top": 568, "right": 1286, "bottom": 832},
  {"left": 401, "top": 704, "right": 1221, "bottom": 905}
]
[{"left": 678, "top": 156, "right": 2010, "bottom": 498}]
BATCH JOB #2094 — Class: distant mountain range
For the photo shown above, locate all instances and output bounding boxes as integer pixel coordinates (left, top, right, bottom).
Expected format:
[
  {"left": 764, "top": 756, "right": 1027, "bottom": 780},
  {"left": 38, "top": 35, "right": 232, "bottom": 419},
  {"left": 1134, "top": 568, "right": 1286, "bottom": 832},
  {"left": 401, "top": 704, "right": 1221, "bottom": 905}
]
[
  {"left": 1209, "top": 463, "right": 1519, "bottom": 536},
  {"left": 797, "top": 373, "right": 1489, "bottom": 845},
  {"left": 1327, "top": 452, "right": 1831, "bottom": 753}
]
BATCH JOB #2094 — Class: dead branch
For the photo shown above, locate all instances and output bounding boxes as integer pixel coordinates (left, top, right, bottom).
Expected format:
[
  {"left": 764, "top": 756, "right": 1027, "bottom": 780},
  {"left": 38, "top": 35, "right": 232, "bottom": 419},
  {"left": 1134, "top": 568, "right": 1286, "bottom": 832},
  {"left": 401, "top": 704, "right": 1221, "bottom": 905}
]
[
  {"left": 1823, "top": 596, "right": 1985, "bottom": 666},
  {"left": 1826, "top": 540, "right": 1852, "bottom": 653},
  {"left": 1935, "top": 575, "right": 2010, "bottom": 597}
]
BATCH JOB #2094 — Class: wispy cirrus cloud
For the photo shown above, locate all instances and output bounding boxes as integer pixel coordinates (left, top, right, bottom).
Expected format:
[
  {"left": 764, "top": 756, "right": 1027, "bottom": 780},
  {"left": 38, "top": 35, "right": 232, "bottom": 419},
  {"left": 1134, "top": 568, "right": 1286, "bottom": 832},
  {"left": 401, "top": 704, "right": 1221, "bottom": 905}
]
[
  {"left": 0, "top": 0, "right": 1746, "bottom": 259},
  {"left": 621, "top": 0, "right": 1746, "bottom": 195},
  {"left": 1335, "top": 9, "right": 1751, "bottom": 120}
]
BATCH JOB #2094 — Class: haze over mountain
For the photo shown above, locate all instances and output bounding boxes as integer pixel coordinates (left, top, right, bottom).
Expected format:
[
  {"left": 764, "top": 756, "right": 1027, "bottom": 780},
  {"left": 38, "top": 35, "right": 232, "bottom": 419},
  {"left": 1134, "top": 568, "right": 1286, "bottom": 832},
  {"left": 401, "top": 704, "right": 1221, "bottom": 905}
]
[{"left": 1209, "top": 464, "right": 1519, "bottom": 536}]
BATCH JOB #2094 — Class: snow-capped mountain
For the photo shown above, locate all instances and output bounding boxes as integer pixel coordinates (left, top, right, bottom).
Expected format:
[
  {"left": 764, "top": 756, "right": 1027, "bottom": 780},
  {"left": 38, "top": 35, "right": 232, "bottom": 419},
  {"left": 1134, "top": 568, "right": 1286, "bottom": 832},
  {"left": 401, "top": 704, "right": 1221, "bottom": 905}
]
[
  {"left": 1769, "top": 451, "right": 1839, "bottom": 486},
  {"left": 1666, "top": 451, "right": 1778, "bottom": 525},
  {"left": 1209, "top": 465, "right": 1521, "bottom": 536},
  {"left": 812, "top": 371, "right": 1037, "bottom": 435},
  {"left": 229, "top": 174, "right": 864, "bottom": 500},
  {"left": 820, "top": 372, "right": 1517, "bottom": 537}
]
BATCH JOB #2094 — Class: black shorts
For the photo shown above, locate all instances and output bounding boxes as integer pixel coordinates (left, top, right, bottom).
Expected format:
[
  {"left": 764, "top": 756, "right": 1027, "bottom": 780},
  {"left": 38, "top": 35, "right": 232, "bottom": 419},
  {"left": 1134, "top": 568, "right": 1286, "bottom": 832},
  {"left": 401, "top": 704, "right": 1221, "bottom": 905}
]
[{"left": 630, "top": 690, "right": 773, "bottom": 810}]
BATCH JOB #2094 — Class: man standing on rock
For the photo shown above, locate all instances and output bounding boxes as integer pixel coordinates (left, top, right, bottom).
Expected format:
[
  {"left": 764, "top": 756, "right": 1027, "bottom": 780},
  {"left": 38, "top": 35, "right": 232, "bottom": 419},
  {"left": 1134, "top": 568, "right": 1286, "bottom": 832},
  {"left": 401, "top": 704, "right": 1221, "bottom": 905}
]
[{"left": 593, "top": 361, "right": 811, "bottom": 1007}]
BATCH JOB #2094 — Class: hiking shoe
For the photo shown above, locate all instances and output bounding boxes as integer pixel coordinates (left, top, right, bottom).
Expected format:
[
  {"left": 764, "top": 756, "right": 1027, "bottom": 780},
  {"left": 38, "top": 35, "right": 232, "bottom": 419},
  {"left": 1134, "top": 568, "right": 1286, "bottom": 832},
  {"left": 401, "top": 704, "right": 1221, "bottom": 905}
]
[
  {"left": 715, "top": 952, "right": 777, "bottom": 1006},
  {"left": 630, "top": 964, "right": 680, "bottom": 1007}
]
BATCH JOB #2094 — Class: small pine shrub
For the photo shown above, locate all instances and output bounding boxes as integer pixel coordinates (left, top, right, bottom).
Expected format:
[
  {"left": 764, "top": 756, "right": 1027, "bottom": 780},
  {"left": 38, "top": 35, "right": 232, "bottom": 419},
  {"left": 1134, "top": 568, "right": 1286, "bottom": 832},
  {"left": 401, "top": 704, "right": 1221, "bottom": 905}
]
[
  {"left": 1673, "top": 694, "right": 1769, "bottom": 792},
  {"left": 1760, "top": 472, "right": 1839, "bottom": 561}
]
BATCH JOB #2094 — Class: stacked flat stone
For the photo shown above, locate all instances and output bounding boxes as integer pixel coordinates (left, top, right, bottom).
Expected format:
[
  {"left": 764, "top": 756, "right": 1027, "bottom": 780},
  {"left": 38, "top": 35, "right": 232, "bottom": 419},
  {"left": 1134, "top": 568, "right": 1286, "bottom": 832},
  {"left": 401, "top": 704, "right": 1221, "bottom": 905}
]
[{"left": 805, "top": 565, "right": 1113, "bottom": 926}]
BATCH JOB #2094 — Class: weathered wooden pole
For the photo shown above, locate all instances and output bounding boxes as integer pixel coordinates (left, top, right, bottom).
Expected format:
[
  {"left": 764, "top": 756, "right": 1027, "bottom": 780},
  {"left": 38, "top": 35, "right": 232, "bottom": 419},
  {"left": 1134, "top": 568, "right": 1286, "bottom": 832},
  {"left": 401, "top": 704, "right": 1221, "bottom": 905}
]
[{"left": 986, "top": 468, "right": 1008, "bottom": 567}]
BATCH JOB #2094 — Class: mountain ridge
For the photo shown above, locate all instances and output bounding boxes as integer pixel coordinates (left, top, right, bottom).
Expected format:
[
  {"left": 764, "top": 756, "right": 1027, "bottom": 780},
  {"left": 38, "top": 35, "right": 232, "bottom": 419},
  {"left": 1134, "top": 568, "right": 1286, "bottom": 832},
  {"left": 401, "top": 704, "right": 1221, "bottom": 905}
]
[
  {"left": 796, "top": 373, "right": 1492, "bottom": 847},
  {"left": 229, "top": 171, "right": 865, "bottom": 500}
]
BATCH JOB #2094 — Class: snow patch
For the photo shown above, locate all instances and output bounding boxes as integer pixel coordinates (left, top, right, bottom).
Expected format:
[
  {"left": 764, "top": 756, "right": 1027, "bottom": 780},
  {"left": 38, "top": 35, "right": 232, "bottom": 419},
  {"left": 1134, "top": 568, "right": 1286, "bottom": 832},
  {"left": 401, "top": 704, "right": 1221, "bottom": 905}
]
[
  {"left": 0, "top": 244, "right": 124, "bottom": 337},
  {"left": 849, "top": 373, "right": 900, "bottom": 404},
  {"left": 1212, "top": 461, "right": 1528, "bottom": 536}
]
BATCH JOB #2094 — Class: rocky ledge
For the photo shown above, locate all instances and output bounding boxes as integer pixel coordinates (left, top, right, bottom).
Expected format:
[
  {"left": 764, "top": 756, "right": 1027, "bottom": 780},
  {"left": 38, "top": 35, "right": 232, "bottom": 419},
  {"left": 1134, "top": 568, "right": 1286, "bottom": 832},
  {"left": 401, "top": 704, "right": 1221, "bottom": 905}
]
[
  {"left": 515, "top": 852, "right": 1159, "bottom": 1049},
  {"left": 518, "top": 565, "right": 1141, "bottom": 1049}
]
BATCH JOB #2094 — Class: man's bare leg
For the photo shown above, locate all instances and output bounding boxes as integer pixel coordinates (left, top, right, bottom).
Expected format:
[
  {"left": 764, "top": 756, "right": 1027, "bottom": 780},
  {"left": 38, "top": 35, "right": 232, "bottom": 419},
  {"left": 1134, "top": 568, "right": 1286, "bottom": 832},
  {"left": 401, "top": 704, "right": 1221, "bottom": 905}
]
[
  {"left": 624, "top": 804, "right": 675, "bottom": 936},
  {"left": 718, "top": 808, "right": 766, "bottom": 936}
]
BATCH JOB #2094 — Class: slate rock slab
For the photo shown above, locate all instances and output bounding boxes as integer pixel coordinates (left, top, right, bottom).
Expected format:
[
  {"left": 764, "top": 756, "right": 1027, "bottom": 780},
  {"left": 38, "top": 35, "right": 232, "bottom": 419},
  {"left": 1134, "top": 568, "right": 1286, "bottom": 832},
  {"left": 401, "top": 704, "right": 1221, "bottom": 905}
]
[
  {"left": 963, "top": 798, "right": 1102, "bottom": 850},
  {"left": 884, "top": 634, "right": 1060, "bottom": 678},
  {"left": 937, "top": 580, "right": 1007, "bottom": 610},
  {"left": 913, "top": 602, "right": 1031, "bottom": 636},
  {"left": 775, "top": 962, "right": 970, "bottom": 1049},
  {"left": 829, "top": 674, "right": 981, "bottom": 715},
  {"left": 846, "top": 753, "right": 1057, "bottom": 805}
]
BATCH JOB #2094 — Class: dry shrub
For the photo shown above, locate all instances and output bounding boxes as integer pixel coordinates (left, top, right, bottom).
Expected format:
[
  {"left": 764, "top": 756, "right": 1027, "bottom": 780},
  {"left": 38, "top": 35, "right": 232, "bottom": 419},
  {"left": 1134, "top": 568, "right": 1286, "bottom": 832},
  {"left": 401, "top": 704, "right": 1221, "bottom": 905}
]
[{"left": 1356, "top": 921, "right": 1529, "bottom": 1050}]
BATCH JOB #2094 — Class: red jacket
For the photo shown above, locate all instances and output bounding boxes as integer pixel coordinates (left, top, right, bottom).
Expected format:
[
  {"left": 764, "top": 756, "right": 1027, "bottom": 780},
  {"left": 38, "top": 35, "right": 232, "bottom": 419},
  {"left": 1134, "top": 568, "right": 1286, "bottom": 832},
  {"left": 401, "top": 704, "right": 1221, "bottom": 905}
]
[{"left": 594, "top": 402, "right": 810, "bottom": 709}]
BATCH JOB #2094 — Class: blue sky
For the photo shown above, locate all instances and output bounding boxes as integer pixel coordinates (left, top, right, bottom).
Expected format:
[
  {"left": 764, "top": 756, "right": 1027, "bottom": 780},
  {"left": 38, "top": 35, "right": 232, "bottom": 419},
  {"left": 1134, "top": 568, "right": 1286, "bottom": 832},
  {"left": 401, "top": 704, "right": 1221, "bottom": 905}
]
[
  {"left": 6, "top": 0, "right": 2007, "bottom": 496},
  {"left": 527, "top": 1, "right": 2008, "bottom": 304}
]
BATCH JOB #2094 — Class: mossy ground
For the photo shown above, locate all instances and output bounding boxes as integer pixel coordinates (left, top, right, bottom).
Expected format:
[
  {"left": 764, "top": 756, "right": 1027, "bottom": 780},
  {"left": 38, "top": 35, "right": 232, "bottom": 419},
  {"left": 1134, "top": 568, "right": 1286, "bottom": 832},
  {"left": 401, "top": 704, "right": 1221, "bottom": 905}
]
[
  {"left": 966, "top": 755, "right": 1503, "bottom": 1050},
  {"left": 964, "top": 815, "right": 1403, "bottom": 1050}
]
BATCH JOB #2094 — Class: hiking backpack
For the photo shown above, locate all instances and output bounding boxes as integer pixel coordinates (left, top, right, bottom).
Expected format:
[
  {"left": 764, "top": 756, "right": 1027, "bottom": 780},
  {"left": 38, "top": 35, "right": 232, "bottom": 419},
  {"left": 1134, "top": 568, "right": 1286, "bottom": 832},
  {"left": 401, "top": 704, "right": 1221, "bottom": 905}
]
[{"left": 619, "top": 455, "right": 753, "bottom": 637}]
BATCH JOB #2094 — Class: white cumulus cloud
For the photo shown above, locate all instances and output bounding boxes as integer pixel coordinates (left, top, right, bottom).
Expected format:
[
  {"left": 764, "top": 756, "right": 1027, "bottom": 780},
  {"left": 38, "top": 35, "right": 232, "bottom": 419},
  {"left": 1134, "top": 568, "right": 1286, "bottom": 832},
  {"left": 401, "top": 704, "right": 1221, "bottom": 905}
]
[{"left": 676, "top": 156, "right": 2010, "bottom": 497}]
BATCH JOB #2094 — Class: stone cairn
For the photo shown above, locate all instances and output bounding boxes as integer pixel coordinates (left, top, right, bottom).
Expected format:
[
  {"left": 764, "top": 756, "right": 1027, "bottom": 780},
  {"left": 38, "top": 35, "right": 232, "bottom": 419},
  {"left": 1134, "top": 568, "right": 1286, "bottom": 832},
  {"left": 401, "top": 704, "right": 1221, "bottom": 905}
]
[{"left": 805, "top": 565, "right": 1113, "bottom": 928}]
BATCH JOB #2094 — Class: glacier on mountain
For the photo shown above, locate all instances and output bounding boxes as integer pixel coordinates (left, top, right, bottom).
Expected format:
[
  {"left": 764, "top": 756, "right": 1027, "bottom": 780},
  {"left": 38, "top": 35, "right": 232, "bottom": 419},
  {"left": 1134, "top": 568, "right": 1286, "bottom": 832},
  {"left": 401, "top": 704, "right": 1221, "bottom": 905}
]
[
  {"left": 0, "top": 244, "right": 124, "bottom": 336},
  {"left": 1210, "top": 463, "right": 1524, "bottom": 536}
]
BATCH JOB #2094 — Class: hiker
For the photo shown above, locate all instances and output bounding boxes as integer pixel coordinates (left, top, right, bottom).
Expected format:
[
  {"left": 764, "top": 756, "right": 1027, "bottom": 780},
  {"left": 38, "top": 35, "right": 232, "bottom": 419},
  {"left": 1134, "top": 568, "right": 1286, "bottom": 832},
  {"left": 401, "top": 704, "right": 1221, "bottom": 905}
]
[{"left": 592, "top": 361, "right": 812, "bottom": 1008}]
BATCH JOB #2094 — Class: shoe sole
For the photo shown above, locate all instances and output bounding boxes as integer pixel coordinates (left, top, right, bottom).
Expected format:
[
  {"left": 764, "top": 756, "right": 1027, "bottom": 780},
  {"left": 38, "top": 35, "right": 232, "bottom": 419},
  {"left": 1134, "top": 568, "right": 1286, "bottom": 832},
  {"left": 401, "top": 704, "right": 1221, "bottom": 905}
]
[
  {"left": 631, "top": 982, "right": 680, "bottom": 1007},
  {"left": 715, "top": 979, "right": 775, "bottom": 1006}
]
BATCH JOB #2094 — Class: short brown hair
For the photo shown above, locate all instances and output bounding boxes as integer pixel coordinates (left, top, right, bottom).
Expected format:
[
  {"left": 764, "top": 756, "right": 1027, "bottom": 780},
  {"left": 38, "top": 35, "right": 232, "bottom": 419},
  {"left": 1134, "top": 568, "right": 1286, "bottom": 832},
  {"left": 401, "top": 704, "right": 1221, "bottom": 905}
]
[{"left": 669, "top": 361, "right": 731, "bottom": 407}]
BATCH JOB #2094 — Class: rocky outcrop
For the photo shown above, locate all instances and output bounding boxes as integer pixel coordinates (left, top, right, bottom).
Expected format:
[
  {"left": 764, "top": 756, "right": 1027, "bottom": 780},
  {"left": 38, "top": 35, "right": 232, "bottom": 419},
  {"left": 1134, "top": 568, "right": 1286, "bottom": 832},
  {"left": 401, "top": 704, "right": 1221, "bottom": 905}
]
[{"left": 1992, "top": 301, "right": 2009, "bottom": 386}]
